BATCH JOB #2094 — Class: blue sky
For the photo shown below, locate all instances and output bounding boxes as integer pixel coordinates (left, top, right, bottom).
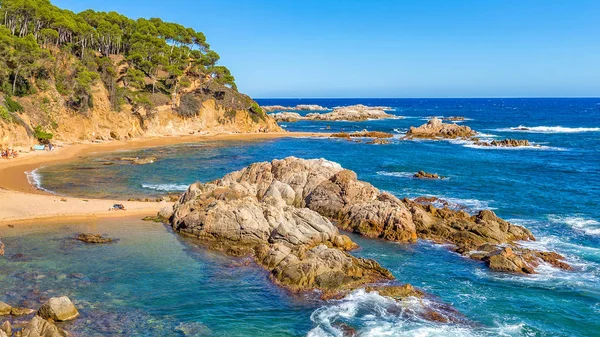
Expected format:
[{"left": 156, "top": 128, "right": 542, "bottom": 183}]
[{"left": 54, "top": 0, "right": 600, "bottom": 98}]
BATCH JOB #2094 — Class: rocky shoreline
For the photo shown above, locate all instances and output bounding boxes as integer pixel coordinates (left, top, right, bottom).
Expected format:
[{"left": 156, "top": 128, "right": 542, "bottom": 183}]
[
  {"left": 1, "top": 296, "right": 78, "bottom": 337},
  {"left": 163, "top": 157, "right": 570, "bottom": 297}
]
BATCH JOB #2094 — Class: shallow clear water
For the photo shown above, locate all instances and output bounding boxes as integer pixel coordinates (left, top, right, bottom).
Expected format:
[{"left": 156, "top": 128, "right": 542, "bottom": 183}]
[{"left": 8, "top": 98, "right": 600, "bottom": 336}]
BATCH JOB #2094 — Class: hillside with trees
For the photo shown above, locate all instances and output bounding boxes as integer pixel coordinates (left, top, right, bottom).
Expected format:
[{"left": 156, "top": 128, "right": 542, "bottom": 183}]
[{"left": 0, "top": 0, "right": 279, "bottom": 148}]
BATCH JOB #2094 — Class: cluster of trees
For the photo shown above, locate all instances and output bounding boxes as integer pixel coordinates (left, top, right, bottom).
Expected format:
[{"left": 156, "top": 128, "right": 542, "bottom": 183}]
[{"left": 0, "top": 0, "right": 236, "bottom": 113}]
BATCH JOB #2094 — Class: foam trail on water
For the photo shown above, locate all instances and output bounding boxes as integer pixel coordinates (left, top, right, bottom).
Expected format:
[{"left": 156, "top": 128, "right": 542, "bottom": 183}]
[
  {"left": 376, "top": 171, "right": 414, "bottom": 178},
  {"left": 549, "top": 215, "right": 600, "bottom": 236},
  {"left": 25, "top": 168, "right": 54, "bottom": 194},
  {"left": 141, "top": 183, "right": 189, "bottom": 192},
  {"left": 495, "top": 126, "right": 600, "bottom": 133},
  {"left": 307, "top": 289, "right": 527, "bottom": 337}
]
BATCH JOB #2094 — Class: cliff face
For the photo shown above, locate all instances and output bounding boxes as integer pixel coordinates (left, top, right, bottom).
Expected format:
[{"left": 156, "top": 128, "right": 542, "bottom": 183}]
[{"left": 0, "top": 82, "right": 281, "bottom": 148}]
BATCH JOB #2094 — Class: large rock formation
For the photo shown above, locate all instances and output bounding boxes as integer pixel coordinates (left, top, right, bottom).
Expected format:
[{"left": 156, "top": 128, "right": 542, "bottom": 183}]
[
  {"left": 170, "top": 162, "right": 393, "bottom": 294},
  {"left": 262, "top": 104, "right": 327, "bottom": 112},
  {"left": 269, "top": 105, "right": 399, "bottom": 122},
  {"left": 406, "top": 118, "right": 476, "bottom": 139},
  {"left": 171, "top": 157, "right": 569, "bottom": 274}
]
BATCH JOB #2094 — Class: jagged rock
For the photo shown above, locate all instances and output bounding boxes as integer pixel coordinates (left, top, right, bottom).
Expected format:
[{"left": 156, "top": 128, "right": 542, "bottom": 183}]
[
  {"left": 306, "top": 105, "right": 397, "bottom": 121},
  {"left": 174, "top": 157, "right": 568, "bottom": 274},
  {"left": 1, "top": 321, "right": 11, "bottom": 336},
  {"left": 331, "top": 130, "right": 393, "bottom": 139},
  {"left": 406, "top": 118, "right": 476, "bottom": 139},
  {"left": 37, "top": 297, "right": 79, "bottom": 322},
  {"left": 21, "top": 315, "right": 67, "bottom": 337},
  {"left": 413, "top": 171, "right": 440, "bottom": 179},
  {"left": 11, "top": 307, "right": 35, "bottom": 316},
  {"left": 365, "top": 284, "right": 423, "bottom": 299},
  {"left": 441, "top": 116, "right": 466, "bottom": 121},
  {"left": 262, "top": 104, "right": 327, "bottom": 112},
  {"left": 367, "top": 138, "right": 390, "bottom": 145},
  {"left": 171, "top": 160, "right": 394, "bottom": 294},
  {"left": 268, "top": 112, "right": 303, "bottom": 122},
  {"left": 474, "top": 139, "right": 532, "bottom": 147},
  {"left": 76, "top": 233, "right": 113, "bottom": 244},
  {"left": 0, "top": 302, "right": 10, "bottom": 315}
]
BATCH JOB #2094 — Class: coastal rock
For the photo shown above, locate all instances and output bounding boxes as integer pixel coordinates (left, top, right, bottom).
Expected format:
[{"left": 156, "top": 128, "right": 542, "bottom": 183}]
[
  {"left": 474, "top": 139, "right": 532, "bottom": 147},
  {"left": 268, "top": 112, "right": 303, "bottom": 122},
  {"left": 0, "top": 238, "right": 4, "bottom": 256},
  {"left": 406, "top": 118, "right": 476, "bottom": 139},
  {"left": 76, "top": 233, "right": 113, "bottom": 244},
  {"left": 171, "top": 165, "right": 393, "bottom": 294},
  {"left": 37, "top": 296, "right": 79, "bottom": 322},
  {"left": 21, "top": 315, "right": 67, "bottom": 337},
  {"left": 132, "top": 157, "right": 156, "bottom": 165},
  {"left": 262, "top": 104, "right": 327, "bottom": 112},
  {"left": 1, "top": 321, "right": 11, "bottom": 336},
  {"left": 174, "top": 157, "right": 568, "bottom": 274},
  {"left": 269, "top": 105, "right": 398, "bottom": 122},
  {"left": 413, "top": 171, "right": 441, "bottom": 179},
  {"left": 306, "top": 105, "right": 397, "bottom": 122},
  {"left": 366, "top": 138, "right": 390, "bottom": 145},
  {"left": 330, "top": 130, "right": 394, "bottom": 139},
  {"left": 441, "top": 116, "right": 466, "bottom": 121},
  {"left": 0, "top": 329, "right": 6, "bottom": 337},
  {"left": 11, "top": 307, "right": 35, "bottom": 316},
  {"left": 0, "top": 302, "right": 10, "bottom": 315}
]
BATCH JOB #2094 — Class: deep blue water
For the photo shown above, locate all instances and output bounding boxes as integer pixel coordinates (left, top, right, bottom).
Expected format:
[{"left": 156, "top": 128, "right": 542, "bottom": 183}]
[{"left": 3, "top": 98, "right": 600, "bottom": 336}]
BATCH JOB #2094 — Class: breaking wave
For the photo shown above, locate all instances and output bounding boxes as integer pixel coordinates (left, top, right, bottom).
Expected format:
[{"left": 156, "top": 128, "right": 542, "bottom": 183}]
[
  {"left": 495, "top": 126, "right": 600, "bottom": 133},
  {"left": 548, "top": 215, "right": 600, "bottom": 236},
  {"left": 141, "top": 183, "right": 189, "bottom": 192}
]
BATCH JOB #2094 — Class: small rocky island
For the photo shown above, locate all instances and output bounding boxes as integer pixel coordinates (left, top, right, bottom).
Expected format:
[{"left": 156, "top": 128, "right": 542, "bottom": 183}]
[
  {"left": 262, "top": 104, "right": 328, "bottom": 112},
  {"left": 164, "top": 157, "right": 570, "bottom": 288},
  {"left": 269, "top": 104, "right": 399, "bottom": 122},
  {"left": 414, "top": 171, "right": 442, "bottom": 179},
  {"left": 407, "top": 118, "right": 535, "bottom": 148}
]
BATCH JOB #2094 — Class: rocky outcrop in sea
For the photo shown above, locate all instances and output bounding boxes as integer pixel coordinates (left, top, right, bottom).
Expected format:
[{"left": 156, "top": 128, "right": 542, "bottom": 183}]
[
  {"left": 168, "top": 157, "right": 569, "bottom": 275},
  {"left": 1, "top": 296, "right": 78, "bottom": 337},
  {"left": 269, "top": 105, "right": 399, "bottom": 122},
  {"left": 262, "top": 104, "right": 327, "bottom": 112},
  {"left": 474, "top": 139, "right": 534, "bottom": 147},
  {"left": 406, "top": 117, "right": 476, "bottom": 139}
]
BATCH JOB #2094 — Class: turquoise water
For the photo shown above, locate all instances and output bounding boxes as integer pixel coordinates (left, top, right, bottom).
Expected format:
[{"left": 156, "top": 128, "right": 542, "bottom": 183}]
[{"left": 6, "top": 98, "right": 600, "bottom": 336}]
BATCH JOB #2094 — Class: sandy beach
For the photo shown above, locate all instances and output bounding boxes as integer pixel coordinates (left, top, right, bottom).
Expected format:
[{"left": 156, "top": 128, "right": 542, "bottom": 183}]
[{"left": 0, "top": 131, "right": 328, "bottom": 223}]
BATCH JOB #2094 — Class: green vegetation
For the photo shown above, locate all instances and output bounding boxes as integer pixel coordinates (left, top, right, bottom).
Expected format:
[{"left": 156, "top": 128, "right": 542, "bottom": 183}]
[
  {"left": 0, "top": 105, "right": 13, "bottom": 122},
  {"left": 0, "top": 0, "right": 237, "bottom": 113},
  {"left": 33, "top": 125, "right": 53, "bottom": 143},
  {"left": 4, "top": 95, "right": 23, "bottom": 112}
]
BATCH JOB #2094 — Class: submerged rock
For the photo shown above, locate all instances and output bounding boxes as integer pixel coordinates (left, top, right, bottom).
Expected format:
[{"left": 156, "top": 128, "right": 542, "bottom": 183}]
[
  {"left": 406, "top": 118, "right": 476, "bottom": 139},
  {"left": 1, "top": 321, "right": 11, "bottom": 336},
  {"left": 21, "top": 315, "right": 67, "bottom": 337},
  {"left": 172, "top": 157, "right": 568, "bottom": 274},
  {"left": 76, "top": 233, "right": 113, "bottom": 244},
  {"left": 37, "top": 296, "right": 79, "bottom": 322}
]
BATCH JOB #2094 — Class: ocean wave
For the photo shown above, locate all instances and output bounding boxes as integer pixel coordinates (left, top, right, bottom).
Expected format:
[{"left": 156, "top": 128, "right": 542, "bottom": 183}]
[
  {"left": 141, "top": 183, "right": 189, "bottom": 192},
  {"left": 495, "top": 126, "right": 600, "bottom": 133},
  {"left": 25, "top": 168, "right": 54, "bottom": 194},
  {"left": 548, "top": 215, "right": 600, "bottom": 236},
  {"left": 462, "top": 143, "right": 566, "bottom": 151},
  {"left": 307, "top": 289, "right": 526, "bottom": 337}
]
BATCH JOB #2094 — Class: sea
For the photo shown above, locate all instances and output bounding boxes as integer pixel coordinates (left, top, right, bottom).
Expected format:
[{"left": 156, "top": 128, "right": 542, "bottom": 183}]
[{"left": 1, "top": 98, "right": 599, "bottom": 336}]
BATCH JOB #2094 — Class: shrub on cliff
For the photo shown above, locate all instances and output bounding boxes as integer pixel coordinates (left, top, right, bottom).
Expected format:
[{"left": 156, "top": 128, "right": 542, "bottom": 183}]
[
  {"left": 5, "top": 96, "right": 23, "bottom": 112},
  {"left": 178, "top": 94, "right": 201, "bottom": 118},
  {"left": 0, "top": 106, "right": 13, "bottom": 122},
  {"left": 33, "top": 125, "right": 53, "bottom": 144}
]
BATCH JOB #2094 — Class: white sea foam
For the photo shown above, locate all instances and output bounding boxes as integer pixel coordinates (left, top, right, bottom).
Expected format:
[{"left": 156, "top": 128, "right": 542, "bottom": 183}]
[
  {"left": 495, "top": 125, "right": 600, "bottom": 133},
  {"left": 462, "top": 143, "right": 566, "bottom": 151},
  {"left": 307, "top": 289, "right": 527, "bottom": 337},
  {"left": 440, "top": 197, "right": 494, "bottom": 211},
  {"left": 25, "top": 168, "right": 54, "bottom": 193},
  {"left": 376, "top": 171, "right": 414, "bottom": 178},
  {"left": 549, "top": 215, "right": 600, "bottom": 236},
  {"left": 141, "top": 183, "right": 189, "bottom": 192}
]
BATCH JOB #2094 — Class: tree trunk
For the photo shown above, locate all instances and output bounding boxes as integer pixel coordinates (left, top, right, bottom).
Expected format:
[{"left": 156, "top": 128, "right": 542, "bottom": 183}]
[{"left": 12, "top": 66, "right": 20, "bottom": 95}]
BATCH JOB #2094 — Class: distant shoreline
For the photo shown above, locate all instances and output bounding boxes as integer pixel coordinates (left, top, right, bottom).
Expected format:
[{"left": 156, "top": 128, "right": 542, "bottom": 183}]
[{"left": 0, "top": 131, "right": 329, "bottom": 223}]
